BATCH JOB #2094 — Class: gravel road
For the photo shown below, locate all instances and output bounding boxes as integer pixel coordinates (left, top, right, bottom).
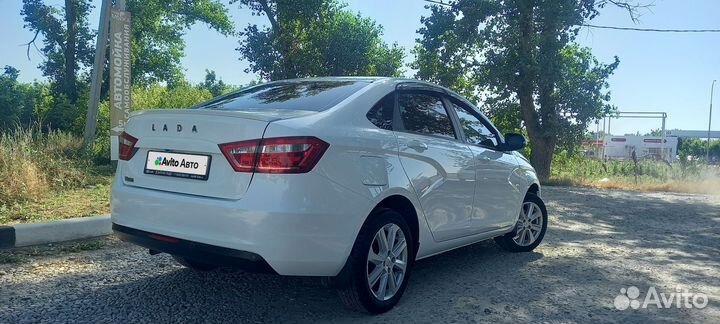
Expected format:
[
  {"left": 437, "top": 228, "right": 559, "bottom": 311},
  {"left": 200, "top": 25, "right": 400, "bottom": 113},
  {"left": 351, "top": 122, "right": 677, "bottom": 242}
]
[{"left": 1, "top": 187, "right": 719, "bottom": 324}]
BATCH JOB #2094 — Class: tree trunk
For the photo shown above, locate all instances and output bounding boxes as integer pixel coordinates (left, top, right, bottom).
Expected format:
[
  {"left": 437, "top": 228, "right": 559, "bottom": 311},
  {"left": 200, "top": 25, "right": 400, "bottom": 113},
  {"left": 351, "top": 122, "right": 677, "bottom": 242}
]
[
  {"left": 63, "top": 0, "right": 78, "bottom": 103},
  {"left": 258, "top": 0, "right": 297, "bottom": 79},
  {"left": 514, "top": 0, "right": 559, "bottom": 182},
  {"left": 530, "top": 136, "right": 555, "bottom": 182},
  {"left": 516, "top": 0, "right": 539, "bottom": 139}
]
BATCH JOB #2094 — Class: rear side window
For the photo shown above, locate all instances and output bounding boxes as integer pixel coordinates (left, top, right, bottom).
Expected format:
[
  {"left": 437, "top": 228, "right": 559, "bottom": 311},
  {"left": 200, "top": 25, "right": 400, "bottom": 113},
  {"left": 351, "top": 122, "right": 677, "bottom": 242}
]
[
  {"left": 397, "top": 93, "right": 456, "bottom": 139},
  {"left": 196, "top": 80, "right": 369, "bottom": 112},
  {"left": 367, "top": 94, "right": 394, "bottom": 130}
]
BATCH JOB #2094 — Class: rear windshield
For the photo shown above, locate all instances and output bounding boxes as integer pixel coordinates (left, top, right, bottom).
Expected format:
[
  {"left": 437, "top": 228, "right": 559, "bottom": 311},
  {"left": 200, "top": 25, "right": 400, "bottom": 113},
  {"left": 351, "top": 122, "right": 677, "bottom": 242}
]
[{"left": 195, "top": 80, "right": 370, "bottom": 112}]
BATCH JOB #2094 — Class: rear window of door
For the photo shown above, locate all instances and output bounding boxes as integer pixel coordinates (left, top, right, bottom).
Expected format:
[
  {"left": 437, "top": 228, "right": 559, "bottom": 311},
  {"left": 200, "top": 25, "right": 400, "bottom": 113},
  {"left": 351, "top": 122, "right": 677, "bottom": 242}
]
[
  {"left": 447, "top": 99, "right": 499, "bottom": 147},
  {"left": 195, "top": 80, "right": 370, "bottom": 112},
  {"left": 397, "top": 92, "right": 456, "bottom": 139}
]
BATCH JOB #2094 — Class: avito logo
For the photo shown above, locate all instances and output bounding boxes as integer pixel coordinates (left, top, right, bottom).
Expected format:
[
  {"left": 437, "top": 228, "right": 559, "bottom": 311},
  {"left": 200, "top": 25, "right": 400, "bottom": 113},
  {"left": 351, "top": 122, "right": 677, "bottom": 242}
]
[
  {"left": 154, "top": 156, "right": 200, "bottom": 169},
  {"left": 614, "top": 286, "right": 708, "bottom": 310},
  {"left": 156, "top": 156, "right": 180, "bottom": 167}
]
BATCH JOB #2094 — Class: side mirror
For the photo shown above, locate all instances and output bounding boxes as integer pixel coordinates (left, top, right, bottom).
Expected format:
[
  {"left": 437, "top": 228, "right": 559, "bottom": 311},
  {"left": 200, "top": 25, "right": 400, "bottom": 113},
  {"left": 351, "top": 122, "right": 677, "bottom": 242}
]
[{"left": 499, "top": 133, "right": 526, "bottom": 151}]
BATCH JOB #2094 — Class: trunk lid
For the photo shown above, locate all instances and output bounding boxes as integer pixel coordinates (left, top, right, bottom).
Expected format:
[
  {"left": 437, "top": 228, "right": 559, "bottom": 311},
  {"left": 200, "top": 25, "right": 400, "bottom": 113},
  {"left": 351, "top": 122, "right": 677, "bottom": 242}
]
[{"left": 119, "top": 109, "right": 313, "bottom": 199}]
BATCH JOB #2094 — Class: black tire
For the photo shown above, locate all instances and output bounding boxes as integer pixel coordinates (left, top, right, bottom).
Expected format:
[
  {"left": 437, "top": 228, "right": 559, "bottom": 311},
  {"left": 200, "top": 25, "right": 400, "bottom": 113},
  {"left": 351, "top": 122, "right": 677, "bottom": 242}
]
[
  {"left": 337, "top": 209, "right": 415, "bottom": 314},
  {"left": 172, "top": 255, "right": 218, "bottom": 271},
  {"left": 494, "top": 192, "right": 548, "bottom": 252}
]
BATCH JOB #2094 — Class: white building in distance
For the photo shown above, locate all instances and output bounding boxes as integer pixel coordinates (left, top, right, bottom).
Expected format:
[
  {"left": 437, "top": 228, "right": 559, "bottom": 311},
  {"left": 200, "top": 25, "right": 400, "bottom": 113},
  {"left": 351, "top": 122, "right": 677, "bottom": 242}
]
[{"left": 602, "top": 135, "right": 678, "bottom": 162}]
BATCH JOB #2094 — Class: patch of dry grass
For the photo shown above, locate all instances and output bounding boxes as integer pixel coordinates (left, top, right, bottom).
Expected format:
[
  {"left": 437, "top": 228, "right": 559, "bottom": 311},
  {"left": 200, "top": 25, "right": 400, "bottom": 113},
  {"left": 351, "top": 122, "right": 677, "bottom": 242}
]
[
  {"left": 0, "top": 126, "right": 93, "bottom": 203},
  {"left": 0, "top": 126, "right": 114, "bottom": 225},
  {"left": 546, "top": 176, "right": 720, "bottom": 194},
  {"left": 548, "top": 151, "right": 720, "bottom": 194}
]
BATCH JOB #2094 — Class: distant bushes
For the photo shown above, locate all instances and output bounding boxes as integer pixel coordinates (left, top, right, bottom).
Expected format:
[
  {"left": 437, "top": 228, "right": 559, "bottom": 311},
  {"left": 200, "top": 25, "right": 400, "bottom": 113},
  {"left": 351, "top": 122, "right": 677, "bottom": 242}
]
[
  {"left": 131, "top": 83, "right": 215, "bottom": 110},
  {"left": 549, "top": 150, "right": 720, "bottom": 193},
  {"left": 1, "top": 64, "right": 237, "bottom": 138},
  {"left": 0, "top": 67, "right": 48, "bottom": 132},
  {"left": 0, "top": 66, "right": 94, "bottom": 134}
]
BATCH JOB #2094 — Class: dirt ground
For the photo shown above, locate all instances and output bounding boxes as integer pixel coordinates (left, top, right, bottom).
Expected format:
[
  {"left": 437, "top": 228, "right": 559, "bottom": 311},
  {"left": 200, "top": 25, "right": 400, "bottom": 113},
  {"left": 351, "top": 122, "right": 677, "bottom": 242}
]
[{"left": 1, "top": 186, "right": 718, "bottom": 323}]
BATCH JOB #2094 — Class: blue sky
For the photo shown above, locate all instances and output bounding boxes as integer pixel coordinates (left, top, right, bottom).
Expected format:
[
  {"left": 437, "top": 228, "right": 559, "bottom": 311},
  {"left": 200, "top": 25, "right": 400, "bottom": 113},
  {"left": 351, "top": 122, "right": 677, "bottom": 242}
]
[{"left": 1, "top": 0, "right": 719, "bottom": 135}]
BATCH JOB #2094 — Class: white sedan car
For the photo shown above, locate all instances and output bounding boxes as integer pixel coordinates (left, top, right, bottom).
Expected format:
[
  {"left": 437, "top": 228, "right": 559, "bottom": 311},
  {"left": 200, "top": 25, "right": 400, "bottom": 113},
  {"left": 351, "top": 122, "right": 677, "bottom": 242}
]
[{"left": 112, "top": 77, "right": 546, "bottom": 313}]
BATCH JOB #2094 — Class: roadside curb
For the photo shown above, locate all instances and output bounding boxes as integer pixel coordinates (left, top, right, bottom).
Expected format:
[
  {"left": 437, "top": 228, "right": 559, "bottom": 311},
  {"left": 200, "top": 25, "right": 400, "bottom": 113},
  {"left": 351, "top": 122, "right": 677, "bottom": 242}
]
[{"left": 0, "top": 215, "right": 111, "bottom": 249}]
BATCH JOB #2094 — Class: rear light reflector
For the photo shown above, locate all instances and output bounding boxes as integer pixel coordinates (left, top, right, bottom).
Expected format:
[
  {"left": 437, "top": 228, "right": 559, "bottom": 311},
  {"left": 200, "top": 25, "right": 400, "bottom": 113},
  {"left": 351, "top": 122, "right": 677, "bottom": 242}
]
[
  {"left": 148, "top": 234, "right": 179, "bottom": 243},
  {"left": 219, "top": 136, "right": 329, "bottom": 174},
  {"left": 118, "top": 131, "right": 138, "bottom": 161}
]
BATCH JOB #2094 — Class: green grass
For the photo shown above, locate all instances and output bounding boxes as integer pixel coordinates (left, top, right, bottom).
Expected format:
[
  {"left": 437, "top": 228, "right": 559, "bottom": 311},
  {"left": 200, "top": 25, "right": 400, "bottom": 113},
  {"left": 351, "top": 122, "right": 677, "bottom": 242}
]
[
  {"left": 0, "top": 175, "right": 111, "bottom": 225},
  {"left": 0, "top": 237, "right": 113, "bottom": 263},
  {"left": 60, "top": 240, "right": 107, "bottom": 253},
  {"left": 0, "top": 252, "right": 25, "bottom": 264}
]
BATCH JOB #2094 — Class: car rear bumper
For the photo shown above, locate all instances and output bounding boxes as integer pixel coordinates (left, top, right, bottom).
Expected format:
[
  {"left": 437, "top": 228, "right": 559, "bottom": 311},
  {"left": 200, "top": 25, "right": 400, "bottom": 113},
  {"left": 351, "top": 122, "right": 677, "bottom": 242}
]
[
  {"left": 111, "top": 172, "right": 372, "bottom": 276},
  {"left": 113, "top": 223, "right": 277, "bottom": 274}
]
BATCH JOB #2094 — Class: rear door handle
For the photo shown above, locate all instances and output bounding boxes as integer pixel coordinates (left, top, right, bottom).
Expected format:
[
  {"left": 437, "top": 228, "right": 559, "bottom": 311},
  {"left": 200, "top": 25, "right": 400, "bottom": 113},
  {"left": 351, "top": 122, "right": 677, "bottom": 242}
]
[
  {"left": 478, "top": 156, "right": 491, "bottom": 161},
  {"left": 407, "top": 140, "right": 428, "bottom": 151}
]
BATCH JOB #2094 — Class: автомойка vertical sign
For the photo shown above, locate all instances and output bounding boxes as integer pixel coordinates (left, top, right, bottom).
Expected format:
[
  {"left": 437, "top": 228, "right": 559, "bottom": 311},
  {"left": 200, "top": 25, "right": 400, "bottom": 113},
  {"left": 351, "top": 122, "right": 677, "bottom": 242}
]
[{"left": 109, "top": 9, "right": 131, "bottom": 160}]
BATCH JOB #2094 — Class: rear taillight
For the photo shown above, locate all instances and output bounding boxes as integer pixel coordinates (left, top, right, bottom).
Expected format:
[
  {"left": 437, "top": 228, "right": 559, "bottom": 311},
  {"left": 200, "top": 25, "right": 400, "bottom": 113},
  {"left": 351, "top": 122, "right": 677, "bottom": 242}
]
[
  {"left": 118, "top": 131, "right": 138, "bottom": 161},
  {"left": 218, "top": 139, "right": 261, "bottom": 172},
  {"left": 219, "top": 136, "right": 329, "bottom": 174},
  {"left": 256, "top": 137, "right": 329, "bottom": 173}
]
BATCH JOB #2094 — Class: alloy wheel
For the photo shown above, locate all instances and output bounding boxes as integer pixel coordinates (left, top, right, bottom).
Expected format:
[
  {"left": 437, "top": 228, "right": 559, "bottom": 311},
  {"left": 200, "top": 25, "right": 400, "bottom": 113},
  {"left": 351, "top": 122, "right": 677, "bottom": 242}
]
[
  {"left": 366, "top": 223, "right": 408, "bottom": 301},
  {"left": 512, "top": 201, "right": 544, "bottom": 246}
]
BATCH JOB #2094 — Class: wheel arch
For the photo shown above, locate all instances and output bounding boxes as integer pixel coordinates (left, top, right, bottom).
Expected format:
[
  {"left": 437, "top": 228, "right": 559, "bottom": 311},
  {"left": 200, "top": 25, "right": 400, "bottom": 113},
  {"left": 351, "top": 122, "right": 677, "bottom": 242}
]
[
  {"left": 527, "top": 182, "right": 541, "bottom": 197},
  {"left": 327, "top": 192, "right": 423, "bottom": 288},
  {"left": 371, "top": 194, "right": 420, "bottom": 252}
]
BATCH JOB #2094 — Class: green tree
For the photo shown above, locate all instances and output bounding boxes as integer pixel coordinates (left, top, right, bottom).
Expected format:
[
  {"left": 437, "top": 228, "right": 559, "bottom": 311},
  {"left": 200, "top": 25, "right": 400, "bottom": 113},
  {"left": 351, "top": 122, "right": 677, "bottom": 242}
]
[
  {"left": 711, "top": 140, "right": 720, "bottom": 161},
  {"left": 21, "top": 0, "right": 234, "bottom": 132},
  {"left": 131, "top": 82, "right": 214, "bottom": 110},
  {"left": 21, "top": 0, "right": 235, "bottom": 94},
  {"left": 0, "top": 67, "right": 54, "bottom": 131},
  {"left": 411, "top": 4, "right": 483, "bottom": 103},
  {"left": 413, "top": 0, "right": 635, "bottom": 180},
  {"left": 677, "top": 137, "right": 720, "bottom": 160},
  {"left": 235, "top": 0, "right": 404, "bottom": 80},
  {"left": 200, "top": 70, "right": 234, "bottom": 97},
  {"left": 0, "top": 66, "right": 24, "bottom": 129},
  {"left": 21, "top": 0, "right": 95, "bottom": 129},
  {"left": 21, "top": 0, "right": 95, "bottom": 105},
  {"left": 0, "top": 67, "right": 33, "bottom": 129},
  {"left": 127, "top": 0, "right": 235, "bottom": 86}
]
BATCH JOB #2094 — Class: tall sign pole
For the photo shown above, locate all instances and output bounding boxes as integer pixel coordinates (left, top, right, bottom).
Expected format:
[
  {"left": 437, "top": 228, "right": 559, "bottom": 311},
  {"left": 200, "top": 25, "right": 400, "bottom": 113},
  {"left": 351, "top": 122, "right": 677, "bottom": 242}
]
[
  {"left": 109, "top": 2, "right": 131, "bottom": 161},
  {"left": 708, "top": 80, "right": 716, "bottom": 162},
  {"left": 82, "top": 0, "right": 131, "bottom": 163},
  {"left": 661, "top": 113, "right": 666, "bottom": 161},
  {"left": 82, "top": 0, "right": 111, "bottom": 148}
]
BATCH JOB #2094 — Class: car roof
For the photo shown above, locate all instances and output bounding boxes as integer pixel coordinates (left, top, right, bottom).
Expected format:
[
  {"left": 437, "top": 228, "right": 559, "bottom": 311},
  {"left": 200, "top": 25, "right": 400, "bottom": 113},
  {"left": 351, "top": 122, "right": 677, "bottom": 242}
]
[
  {"left": 262, "top": 76, "right": 468, "bottom": 103},
  {"left": 275, "top": 76, "right": 451, "bottom": 93},
  {"left": 274, "top": 76, "right": 389, "bottom": 83},
  {"left": 275, "top": 76, "right": 441, "bottom": 87}
]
